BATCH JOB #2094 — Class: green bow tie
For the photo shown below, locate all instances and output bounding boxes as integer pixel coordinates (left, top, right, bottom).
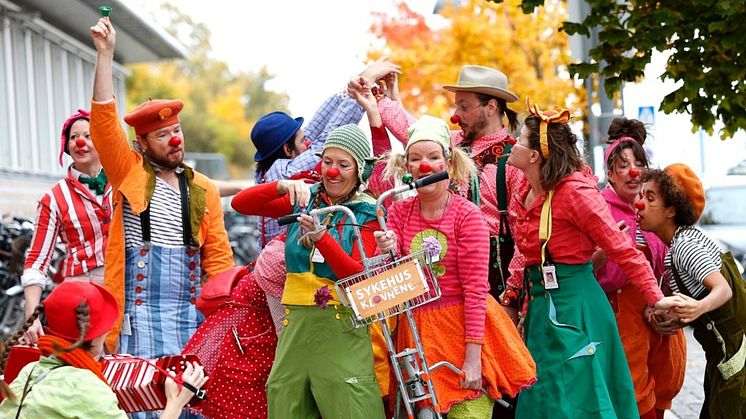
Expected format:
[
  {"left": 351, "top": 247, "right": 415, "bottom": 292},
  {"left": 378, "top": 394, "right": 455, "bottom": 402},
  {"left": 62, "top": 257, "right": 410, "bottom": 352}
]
[{"left": 79, "top": 171, "right": 108, "bottom": 195}]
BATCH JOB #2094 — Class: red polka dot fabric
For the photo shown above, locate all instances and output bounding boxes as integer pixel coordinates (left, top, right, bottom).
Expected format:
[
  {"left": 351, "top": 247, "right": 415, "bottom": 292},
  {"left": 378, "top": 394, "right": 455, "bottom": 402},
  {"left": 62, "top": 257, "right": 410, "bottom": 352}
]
[{"left": 183, "top": 273, "right": 277, "bottom": 418}]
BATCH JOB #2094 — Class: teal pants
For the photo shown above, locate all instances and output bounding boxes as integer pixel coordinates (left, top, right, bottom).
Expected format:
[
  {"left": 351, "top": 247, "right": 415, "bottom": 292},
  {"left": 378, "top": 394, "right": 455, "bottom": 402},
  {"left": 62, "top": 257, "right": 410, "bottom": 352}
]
[{"left": 266, "top": 305, "right": 385, "bottom": 419}]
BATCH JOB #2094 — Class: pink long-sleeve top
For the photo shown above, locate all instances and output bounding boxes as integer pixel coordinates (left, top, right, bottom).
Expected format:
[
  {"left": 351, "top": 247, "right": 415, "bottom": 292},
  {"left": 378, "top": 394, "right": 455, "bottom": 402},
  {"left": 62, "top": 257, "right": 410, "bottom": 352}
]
[
  {"left": 377, "top": 98, "right": 527, "bottom": 286},
  {"left": 596, "top": 186, "right": 669, "bottom": 292},
  {"left": 508, "top": 171, "right": 663, "bottom": 306},
  {"left": 386, "top": 192, "right": 490, "bottom": 343}
]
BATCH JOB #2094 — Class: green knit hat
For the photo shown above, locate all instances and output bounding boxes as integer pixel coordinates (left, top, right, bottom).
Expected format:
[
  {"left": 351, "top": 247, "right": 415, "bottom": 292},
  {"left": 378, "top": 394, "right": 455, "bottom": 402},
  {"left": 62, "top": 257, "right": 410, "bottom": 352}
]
[
  {"left": 407, "top": 115, "right": 452, "bottom": 157},
  {"left": 319, "top": 124, "right": 375, "bottom": 183}
]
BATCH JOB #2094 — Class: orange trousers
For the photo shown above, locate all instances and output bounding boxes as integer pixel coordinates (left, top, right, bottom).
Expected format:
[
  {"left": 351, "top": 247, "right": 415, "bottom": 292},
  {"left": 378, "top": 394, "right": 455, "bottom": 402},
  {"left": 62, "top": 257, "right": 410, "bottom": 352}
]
[{"left": 609, "top": 284, "right": 687, "bottom": 415}]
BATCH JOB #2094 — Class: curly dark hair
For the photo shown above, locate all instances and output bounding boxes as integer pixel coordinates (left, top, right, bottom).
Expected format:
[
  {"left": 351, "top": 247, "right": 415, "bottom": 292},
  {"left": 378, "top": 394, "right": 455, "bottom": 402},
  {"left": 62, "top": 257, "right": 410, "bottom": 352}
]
[
  {"left": 641, "top": 169, "right": 698, "bottom": 226},
  {"left": 524, "top": 115, "right": 584, "bottom": 190},
  {"left": 605, "top": 117, "right": 649, "bottom": 172},
  {"left": 607, "top": 117, "right": 646, "bottom": 143}
]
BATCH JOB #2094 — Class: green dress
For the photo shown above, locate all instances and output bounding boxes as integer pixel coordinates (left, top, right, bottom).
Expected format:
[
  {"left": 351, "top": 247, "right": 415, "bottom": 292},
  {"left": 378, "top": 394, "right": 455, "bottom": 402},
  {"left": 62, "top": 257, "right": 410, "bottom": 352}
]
[{"left": 515, "top": 263, "right": 638, "bottom": 418}]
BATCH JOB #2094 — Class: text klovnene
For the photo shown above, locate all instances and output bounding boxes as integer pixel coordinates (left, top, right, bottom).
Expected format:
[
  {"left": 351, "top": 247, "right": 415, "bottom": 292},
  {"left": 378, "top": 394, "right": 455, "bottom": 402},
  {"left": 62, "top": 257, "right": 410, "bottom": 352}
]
[{"left": 355, "top": 270, "right": 416, "bottom": 308}]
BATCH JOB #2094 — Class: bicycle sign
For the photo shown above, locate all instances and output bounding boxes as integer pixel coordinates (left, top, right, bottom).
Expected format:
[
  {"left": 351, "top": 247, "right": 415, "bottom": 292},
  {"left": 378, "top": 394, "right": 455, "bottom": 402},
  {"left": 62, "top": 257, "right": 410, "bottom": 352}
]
[{"left": 344, "top": 259, "right": 430, "bottom": 319}]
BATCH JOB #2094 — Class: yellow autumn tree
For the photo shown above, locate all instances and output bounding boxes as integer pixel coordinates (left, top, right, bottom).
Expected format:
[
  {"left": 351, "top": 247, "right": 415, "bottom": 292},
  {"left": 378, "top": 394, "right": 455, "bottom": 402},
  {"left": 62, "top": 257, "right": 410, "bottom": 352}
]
[
  {"left": 126, "top": 3, "right": 289, "bottom": 179},
  {"left": 369, "top": 0, "right": 583, "bottom": 124}
]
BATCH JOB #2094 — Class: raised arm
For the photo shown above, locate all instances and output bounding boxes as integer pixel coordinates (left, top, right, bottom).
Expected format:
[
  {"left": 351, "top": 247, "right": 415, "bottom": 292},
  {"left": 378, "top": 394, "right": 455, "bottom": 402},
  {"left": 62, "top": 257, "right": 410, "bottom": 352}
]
[{"left": 89, "top": 17, "right": 140, "bottom": 187}]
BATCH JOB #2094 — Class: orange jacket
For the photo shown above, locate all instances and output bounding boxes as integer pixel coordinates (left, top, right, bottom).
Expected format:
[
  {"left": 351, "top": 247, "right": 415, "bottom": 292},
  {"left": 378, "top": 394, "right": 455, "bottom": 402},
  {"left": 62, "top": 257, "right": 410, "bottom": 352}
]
[{"left": 90, "top": 101, "right": 234, "bottom": 351}]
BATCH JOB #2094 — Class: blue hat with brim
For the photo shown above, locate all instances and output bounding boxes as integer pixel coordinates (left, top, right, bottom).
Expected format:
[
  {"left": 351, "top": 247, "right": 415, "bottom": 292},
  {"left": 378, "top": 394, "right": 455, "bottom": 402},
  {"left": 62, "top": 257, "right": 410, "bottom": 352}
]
[{"left": 251, "top": 111, "right": 304, "bottom": 162}]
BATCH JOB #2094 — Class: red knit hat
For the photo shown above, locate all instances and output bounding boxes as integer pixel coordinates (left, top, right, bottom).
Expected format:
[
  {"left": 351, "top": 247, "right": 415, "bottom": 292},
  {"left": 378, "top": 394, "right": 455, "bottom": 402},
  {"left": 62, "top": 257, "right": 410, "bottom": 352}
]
[
  {"left": 124, "top": 98, "right": 184, "bottom": 136},
  {"left": 664, "top": 163, "right": 706, "bottom": 221},
  {"left": 44, "top": 281, "right": 119, "bottom": 341},
  {"left": 59, "top": 109, "right": 90, "bottom": 166}
]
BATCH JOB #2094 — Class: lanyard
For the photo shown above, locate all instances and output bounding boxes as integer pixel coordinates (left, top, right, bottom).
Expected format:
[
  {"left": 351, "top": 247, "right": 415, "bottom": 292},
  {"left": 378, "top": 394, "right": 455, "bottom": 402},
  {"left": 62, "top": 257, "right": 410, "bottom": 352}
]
[{"left": 539, "top": 189, "right": 555, "bottom": 266}]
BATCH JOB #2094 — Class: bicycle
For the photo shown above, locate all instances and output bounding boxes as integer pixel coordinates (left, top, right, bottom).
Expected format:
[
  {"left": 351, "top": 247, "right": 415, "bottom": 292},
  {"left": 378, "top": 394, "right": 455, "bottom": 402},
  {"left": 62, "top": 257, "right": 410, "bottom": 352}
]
[{"left": 280, "top": 171, "right": 481, "bottom": 419}]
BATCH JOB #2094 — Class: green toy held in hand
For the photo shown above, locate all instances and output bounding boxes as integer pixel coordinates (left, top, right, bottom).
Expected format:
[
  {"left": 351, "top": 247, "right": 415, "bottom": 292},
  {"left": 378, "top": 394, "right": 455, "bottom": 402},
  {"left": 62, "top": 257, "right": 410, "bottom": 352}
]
[{"left": 99, "top": 5, "right": 111, "bottom": 17}]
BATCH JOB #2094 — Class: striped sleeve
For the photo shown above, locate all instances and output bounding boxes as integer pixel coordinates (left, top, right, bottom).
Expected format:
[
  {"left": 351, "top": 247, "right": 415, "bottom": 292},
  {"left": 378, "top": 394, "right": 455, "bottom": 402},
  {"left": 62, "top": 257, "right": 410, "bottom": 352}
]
[
  {"left": 456, "top": 204, "right": 490, "bottom": 343},
  {"left": 22, "top": 193, "right": 60, "bottom": 287},
  {"left": 673, "top": 238, "right": 720, "bottom": 284}
]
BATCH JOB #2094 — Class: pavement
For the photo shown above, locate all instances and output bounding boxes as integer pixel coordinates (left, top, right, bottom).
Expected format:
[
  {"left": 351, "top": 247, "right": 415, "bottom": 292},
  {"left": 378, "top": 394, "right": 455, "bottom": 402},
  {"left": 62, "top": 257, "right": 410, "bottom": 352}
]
[{"left": 669, "top": 327, "right": 705, "bottom": 419}]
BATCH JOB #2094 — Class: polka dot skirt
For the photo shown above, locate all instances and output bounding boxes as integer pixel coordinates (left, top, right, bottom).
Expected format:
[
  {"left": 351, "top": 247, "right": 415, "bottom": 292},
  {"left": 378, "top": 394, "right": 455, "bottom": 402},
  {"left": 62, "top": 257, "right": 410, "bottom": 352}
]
[{"left": 183, "top": 273, "right": 277, "bottom": 418}]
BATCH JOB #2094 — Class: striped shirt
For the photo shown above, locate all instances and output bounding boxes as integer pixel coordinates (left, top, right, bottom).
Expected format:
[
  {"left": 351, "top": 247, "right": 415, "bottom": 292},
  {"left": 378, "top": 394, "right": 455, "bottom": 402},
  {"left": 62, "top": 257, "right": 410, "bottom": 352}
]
[
  {"left": 377, "top": 97, "right": 528, "bottom": 288},
  {"left": 22, "top": 167, "right": 112, "bottom": 287},
  {"left": 666, "top": 226, "right": 722, "bottom": 299},
  {"left": 256, "top": 92, "right": 363, "bottom": 248},
  {"left": 386, "top": 192, "right": 490, "bottom": 343},
  {"left": 122, "top": 175, "right": 186, "bottom": 248}
]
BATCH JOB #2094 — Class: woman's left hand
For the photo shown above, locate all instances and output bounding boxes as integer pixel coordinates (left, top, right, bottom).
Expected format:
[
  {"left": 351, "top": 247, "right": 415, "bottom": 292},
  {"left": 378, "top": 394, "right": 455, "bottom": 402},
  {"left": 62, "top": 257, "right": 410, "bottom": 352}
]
[
  {"left": 653, "top": 295, "right": 685, "bottom": 311},
  {"left": 298, "top": 213, "right": 325, "bottom": 243},
  {"left": 460, "top": 343, "right": 483, "bottom": 390},
  {"left": 164, "top": 362, "right": 208, "bottom": 408}
]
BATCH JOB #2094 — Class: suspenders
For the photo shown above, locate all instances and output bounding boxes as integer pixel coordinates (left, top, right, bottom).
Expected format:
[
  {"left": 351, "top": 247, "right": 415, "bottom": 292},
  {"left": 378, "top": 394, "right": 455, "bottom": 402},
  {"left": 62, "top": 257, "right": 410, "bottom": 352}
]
[
  {"left": 139, "top": 171, "right": 194, "bottom": 247},
  {"left": 468, "top": 142, "right": 515, "bottom": 300}
]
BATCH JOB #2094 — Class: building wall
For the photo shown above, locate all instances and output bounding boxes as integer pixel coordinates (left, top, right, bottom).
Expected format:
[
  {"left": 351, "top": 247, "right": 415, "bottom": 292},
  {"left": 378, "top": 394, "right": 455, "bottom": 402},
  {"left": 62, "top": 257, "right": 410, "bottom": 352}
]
[{"left": 0, "top": 8, "right": 128, "bottom": 216}]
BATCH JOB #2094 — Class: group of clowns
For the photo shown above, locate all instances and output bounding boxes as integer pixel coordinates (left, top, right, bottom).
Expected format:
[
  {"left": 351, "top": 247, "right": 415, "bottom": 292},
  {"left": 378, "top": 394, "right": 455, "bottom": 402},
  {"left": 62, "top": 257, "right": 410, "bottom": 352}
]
[{"left": 1, "top": 13, "right": 745, "bottom": 419}]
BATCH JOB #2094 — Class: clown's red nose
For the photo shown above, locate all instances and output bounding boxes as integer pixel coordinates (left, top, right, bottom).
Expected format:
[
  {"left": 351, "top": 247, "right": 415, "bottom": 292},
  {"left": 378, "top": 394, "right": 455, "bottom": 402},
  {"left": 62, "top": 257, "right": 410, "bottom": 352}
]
[
  {"left": 507, "top": 137, "right": 517, "bottom": 145},
  {"left": 75, "top": 139, "right": 86, "bottom": 148},
  {"left": 634, "top": 201, "right": 646, "bottom": 210},
  {"left": 450, "top": 115, "right": 461, "bottom": 124},
  {"left": 304, "top": 140, "right": 312, "bottom": 149},
  {"left": 326, "top": 167, "right": 340, "bottom": 178},
  {"left": 419, "top": 162, "right": 432, "bottom": 173},
  {"left": 168, "top": 137, "right": 182, "bottom": 147},
  {"left": 628, "top": 168, "right": 641, "bottom": 178}
]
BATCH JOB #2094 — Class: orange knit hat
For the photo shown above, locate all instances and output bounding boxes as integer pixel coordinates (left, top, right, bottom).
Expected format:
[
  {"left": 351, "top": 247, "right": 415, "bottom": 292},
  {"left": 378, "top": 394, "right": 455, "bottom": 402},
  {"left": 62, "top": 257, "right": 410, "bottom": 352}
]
[
  {"left": 663, "top": 163, "right": 705, "bottom": 221},
  {"left": 124, "top": 98, "right": 184, "bottom": 136}
]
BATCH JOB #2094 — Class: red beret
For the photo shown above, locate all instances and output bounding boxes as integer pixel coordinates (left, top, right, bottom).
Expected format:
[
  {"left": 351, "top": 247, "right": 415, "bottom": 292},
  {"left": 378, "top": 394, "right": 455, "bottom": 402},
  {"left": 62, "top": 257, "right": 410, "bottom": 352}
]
[
  {"left": 664, "top": 163, "right": 706, "bottom": 221},
  {"left": 124, "top": 98, "right": 184, "bottom": 136}
]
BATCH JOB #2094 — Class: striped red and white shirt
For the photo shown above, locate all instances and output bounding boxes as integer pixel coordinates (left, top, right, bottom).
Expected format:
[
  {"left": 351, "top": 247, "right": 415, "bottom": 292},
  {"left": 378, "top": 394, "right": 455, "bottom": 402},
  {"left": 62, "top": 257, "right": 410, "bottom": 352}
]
[
  {"left": 22, "top": 166, "right": 112, "bottom": 287},
  {"left": 386, "top": 192, "right": 490, "bottom": 343}
]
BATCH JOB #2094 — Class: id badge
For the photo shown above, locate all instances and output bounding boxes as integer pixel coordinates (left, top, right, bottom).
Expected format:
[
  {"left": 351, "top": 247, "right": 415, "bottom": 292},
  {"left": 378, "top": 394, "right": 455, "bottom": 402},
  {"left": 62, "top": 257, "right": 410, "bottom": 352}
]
[
  {"left": 542, "top": 264, "right": 559, "bottom": 290},
  {"left": 312, "top": 248, "right": 325, "bottom": 263}
]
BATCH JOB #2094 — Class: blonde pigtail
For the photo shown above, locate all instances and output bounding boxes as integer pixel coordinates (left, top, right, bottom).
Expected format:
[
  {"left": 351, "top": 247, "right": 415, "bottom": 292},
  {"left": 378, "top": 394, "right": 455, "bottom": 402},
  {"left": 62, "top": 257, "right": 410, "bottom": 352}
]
[
  {"left": 447, "top": 146, "right": 478, "bottom": 186},
  {"left": 382, "top": 152, "right": 408, "bottom": 184}
]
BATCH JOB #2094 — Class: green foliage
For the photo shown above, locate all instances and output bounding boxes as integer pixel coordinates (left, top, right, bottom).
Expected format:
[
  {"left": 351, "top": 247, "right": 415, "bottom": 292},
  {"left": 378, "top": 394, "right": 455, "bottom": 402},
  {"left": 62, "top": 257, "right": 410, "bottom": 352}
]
[
  {"left": 125, "top": 3, "right": 289, "bottom": 177},
  {"left": 490, "top": 0, "right": 746, "bottom": 139}
]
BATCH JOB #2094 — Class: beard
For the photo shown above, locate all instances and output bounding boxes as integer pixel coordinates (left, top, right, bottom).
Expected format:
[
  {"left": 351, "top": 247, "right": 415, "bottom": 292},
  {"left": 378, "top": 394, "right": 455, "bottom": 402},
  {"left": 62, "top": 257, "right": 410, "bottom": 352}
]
[
  {"left": 146, "top": 149, "right": 183, "bottom": 170},
  {"left": 461, "top": 110, "right": 489, "bottom": 146}
]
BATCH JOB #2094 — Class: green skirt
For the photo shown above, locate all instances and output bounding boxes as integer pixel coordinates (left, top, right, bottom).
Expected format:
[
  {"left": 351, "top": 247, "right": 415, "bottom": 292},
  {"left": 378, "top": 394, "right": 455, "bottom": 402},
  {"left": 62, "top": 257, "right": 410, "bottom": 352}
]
[{"left": 515, "top": 263, "right": 638, "bottom": 419}]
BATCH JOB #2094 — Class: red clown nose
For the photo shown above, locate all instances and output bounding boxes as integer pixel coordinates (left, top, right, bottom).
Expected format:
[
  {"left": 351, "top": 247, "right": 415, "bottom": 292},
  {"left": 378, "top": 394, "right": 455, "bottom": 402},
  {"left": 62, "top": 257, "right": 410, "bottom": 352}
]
[
  {"left": 628, "top": 168, "right": 641, "bottom": 178},
  {"left": 419, "top": 162, "right": 432, "bottom": 173},
  {"left": 168, "top": 137, "right": 182, "bottom": 147},
  {"left": 634, "top": 201, "right": 646, "bottom": 210},
  {"left": 75, "top": 139, "right": 86, "bottom": 148},
  {"left": 507, "top": 137, "right": 517, "bottom": 145},
  {"left": 450, "top": 115, "right": 461, "bottom": 124},
  {"left": 326, "top": 167, "right": 340, "bottom": 178}
]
